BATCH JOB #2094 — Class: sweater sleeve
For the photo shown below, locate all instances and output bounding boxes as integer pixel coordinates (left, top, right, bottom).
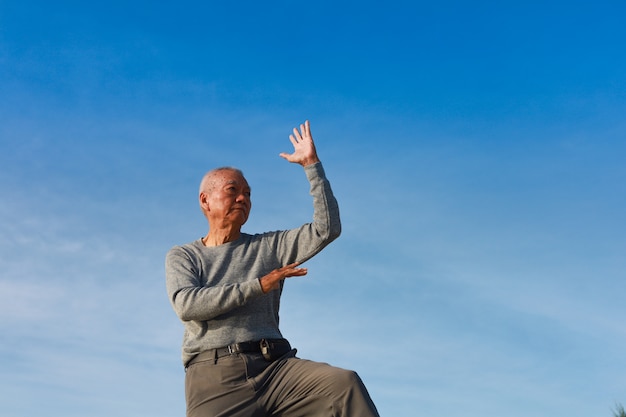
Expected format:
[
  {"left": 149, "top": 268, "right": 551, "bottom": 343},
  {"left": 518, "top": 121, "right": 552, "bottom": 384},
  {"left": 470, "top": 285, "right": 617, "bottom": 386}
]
[
  {"left": 165, "top": 246, "right": 265, "bottom": 322},
  {"left": 272, "top": 161, "right": 342, "bottom": 265}
]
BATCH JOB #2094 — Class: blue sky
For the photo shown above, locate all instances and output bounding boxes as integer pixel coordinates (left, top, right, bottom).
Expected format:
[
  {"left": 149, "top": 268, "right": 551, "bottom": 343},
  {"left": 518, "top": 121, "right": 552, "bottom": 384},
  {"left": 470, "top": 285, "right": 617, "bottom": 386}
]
[{"left": 1, "top": 1, "right": 625, "bottom": 416}]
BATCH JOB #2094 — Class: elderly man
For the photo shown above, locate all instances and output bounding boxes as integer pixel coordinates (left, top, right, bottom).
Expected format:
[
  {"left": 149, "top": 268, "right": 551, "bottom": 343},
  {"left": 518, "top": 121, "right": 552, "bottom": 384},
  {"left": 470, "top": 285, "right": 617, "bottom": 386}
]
[{"left": 165, "top": 121, "right": 379, "bottom": 417}]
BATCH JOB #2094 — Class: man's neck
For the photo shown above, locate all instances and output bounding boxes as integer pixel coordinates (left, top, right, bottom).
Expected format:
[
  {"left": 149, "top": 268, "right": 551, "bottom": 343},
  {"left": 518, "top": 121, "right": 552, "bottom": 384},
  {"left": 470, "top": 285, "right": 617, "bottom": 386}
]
[{"left": 202, "top": 228, "right": 241, "bottom": 246}]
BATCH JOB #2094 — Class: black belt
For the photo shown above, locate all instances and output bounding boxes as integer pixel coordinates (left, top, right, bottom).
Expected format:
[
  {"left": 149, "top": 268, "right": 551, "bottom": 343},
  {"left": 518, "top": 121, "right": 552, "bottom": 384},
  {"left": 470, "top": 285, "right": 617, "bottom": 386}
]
[
  {"left": 215, "top": 341, "right": 262, "bottom": 357},
  {"left": 187, "top": 339, "right": 291, "bottom": 368}
]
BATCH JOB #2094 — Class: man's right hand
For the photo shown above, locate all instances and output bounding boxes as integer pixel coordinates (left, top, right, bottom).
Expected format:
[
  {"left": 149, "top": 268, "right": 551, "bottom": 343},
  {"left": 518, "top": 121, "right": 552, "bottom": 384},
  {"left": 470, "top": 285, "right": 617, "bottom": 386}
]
[{"left": 259, "top": 262, "right": 308, "bottom": 293}]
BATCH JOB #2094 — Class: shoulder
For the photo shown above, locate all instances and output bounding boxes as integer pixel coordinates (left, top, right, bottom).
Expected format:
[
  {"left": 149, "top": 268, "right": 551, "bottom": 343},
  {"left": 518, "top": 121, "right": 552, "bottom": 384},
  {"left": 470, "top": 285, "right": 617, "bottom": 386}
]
[{"left": 166, "top": 239, "right": 204, "bottom": 261}]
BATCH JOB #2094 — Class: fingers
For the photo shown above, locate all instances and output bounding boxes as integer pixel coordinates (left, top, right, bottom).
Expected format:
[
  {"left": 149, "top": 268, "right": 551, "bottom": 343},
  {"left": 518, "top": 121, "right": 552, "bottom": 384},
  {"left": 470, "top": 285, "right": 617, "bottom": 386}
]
[
  {"left": 302, "top": 120, "right": 311, "bottom": 139},
  {"left": 279, "top": 120, "right": 319, "bottom": 166},
  {"left": 283, "top": 267, "right": 308, "bottom": 277},
  {"left": 291, "top": 127, "right": 302, "bottom": 142},
  {"left": 280, "top": 262, "right": 307, "bottom": 277},
  {"left": 288, "top": 133, "right": 299, "bottom": 147},
  {"left": 260, "top": 263, "right": 308, "bottom": 293},
  {"left": 290, "top": 120, "right": 311, "bottom": 143}
]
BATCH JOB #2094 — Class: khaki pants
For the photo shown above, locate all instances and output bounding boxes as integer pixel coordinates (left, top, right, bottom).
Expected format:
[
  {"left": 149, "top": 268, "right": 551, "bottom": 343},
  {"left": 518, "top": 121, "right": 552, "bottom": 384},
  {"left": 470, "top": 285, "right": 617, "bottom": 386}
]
[{"left": 185, "top": 349, "right": 380, "bottom": 417}]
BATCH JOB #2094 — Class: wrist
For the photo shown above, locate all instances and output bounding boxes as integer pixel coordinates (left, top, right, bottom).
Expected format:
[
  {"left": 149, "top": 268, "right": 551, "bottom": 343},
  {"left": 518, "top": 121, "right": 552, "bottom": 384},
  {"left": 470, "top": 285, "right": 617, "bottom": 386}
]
[{"left": 301, "top": 157, "right": 320, "bottom": 167}]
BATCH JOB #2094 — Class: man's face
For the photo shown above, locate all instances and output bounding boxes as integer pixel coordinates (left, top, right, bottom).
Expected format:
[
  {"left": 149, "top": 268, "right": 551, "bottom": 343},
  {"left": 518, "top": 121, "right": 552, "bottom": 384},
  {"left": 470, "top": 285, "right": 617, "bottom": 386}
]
[{"left": 203, "top": 170, "right": 251, "bottom": 228}]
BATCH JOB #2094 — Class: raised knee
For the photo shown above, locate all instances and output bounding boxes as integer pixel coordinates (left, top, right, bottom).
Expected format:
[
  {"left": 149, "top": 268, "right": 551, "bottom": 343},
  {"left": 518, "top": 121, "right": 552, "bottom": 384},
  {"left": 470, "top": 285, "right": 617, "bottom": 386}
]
[{"left": 333, "top": 368, "right": 363, "bottom": 389}]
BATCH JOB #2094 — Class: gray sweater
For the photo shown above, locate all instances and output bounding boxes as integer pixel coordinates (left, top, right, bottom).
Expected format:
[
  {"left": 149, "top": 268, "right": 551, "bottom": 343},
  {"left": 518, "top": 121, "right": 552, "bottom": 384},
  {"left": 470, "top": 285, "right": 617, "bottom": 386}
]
[{"left": 165, "top": 162, "right": 341, "bottom": 366}]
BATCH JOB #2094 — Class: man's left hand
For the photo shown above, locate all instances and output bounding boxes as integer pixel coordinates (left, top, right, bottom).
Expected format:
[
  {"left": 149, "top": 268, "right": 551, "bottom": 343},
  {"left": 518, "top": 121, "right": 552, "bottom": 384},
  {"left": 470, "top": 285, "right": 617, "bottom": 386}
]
[{"left": 279, "top": 120, "right": 321, "bottom": 167}]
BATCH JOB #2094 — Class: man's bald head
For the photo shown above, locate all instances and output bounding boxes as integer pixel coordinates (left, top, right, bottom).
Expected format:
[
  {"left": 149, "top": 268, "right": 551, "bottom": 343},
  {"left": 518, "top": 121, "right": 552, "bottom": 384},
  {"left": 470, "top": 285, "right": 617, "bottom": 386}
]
[{"left": 199, "top": 167, "right": 245, "bottom": 196}]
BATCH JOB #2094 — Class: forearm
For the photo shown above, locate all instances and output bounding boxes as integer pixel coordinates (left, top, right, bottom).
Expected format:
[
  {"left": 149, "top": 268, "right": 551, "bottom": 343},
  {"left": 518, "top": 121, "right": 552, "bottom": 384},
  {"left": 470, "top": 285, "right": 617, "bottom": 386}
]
[
  {"left": 305, "top": 161, "right": 341, "bottom": 243},
  {"left": 272, "top": 162, "right": 341, "bottom": 265},
  {"left": 165, "top": 249, "right": 265, "bottom": 321},
  {"left": 169, "top": 280, "right": 263, "bottom": 321}
]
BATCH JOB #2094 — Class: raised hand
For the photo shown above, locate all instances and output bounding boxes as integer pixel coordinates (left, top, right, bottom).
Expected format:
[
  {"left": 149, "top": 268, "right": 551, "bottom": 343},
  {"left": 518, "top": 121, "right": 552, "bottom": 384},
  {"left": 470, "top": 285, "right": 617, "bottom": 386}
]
[{"left": 279, "top": 120, "right": 321, "bottom": 167}]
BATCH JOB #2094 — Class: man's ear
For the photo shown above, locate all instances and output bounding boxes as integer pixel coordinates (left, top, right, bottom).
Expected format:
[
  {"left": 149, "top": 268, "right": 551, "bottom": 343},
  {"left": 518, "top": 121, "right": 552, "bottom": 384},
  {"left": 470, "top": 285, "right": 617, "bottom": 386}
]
[{"left": 199, "top": 192, "right": 210, "bottom": 211}]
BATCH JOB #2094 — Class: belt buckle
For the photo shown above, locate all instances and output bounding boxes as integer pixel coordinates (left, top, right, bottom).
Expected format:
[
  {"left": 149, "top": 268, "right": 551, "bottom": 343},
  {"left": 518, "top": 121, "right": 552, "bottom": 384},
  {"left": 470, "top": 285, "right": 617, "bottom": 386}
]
[
  {"left": 260, "top": 339, "right": 272, "bottom": 361},
  {"left": 227, "top": 344, "right": 236, "bottom": 355}
]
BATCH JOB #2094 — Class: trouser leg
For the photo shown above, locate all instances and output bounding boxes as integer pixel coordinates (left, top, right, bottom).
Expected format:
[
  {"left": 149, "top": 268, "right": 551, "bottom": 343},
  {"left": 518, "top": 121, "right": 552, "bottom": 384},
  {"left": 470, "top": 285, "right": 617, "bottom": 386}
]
[
  {"left": 253, "top": 353, "right": 380, "bottom": 417},
  {"left": 185, "top": 354, "right": 263, "bottom": 417}
]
